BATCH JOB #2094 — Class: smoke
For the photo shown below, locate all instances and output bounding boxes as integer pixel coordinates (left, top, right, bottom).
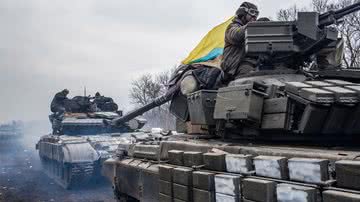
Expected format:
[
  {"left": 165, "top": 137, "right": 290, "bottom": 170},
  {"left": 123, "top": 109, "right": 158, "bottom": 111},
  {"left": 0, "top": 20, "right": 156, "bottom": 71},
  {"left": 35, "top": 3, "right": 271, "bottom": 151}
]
[{"left": 19, "top": 120, "right": 51, "bottom": 170}]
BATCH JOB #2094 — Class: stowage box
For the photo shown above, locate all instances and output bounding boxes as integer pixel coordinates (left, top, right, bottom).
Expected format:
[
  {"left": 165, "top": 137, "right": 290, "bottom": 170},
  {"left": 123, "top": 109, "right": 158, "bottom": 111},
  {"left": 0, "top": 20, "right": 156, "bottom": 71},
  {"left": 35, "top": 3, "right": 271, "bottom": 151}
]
[
  {"left": 245, "top": 21, "right": 294, "bottom": 55},
  {"left": 188, "top": 90, "right": 217, "bottom": 125},
  {"left": 214, "top": 84, "right": 264, "bottom": 124}
]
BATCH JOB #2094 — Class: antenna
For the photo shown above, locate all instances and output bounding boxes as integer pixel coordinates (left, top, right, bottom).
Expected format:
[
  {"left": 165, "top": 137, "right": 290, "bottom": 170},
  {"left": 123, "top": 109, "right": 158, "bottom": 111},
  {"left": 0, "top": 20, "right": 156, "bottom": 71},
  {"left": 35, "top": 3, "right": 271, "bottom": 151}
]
[{"left": 84, "top": 86, "right": 87, "bottom": 97}]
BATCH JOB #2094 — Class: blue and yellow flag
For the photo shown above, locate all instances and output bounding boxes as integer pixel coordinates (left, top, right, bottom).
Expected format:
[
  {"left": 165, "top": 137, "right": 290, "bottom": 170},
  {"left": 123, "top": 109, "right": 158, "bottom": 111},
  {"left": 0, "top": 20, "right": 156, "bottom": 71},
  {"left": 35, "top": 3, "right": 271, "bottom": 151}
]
[{"left": 182, "top": 16, "right": 234, "bottom": 66}]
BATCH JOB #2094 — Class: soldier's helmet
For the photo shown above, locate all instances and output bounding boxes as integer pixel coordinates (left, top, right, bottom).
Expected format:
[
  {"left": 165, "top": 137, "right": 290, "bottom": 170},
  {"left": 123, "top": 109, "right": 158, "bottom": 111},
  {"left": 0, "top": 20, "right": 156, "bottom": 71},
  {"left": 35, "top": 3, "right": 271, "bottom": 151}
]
[
  {"left": 95, "top": 92, "right": 101, "bottom": 97},
  {"left": 62, "top": 89, "right": 69, "bottom": 95},
  {"left": 257, "top": 17, "right": 270, "bottom": 22},
  {"left": 236, "top": 2, "right": 259, "bottom": 18}
]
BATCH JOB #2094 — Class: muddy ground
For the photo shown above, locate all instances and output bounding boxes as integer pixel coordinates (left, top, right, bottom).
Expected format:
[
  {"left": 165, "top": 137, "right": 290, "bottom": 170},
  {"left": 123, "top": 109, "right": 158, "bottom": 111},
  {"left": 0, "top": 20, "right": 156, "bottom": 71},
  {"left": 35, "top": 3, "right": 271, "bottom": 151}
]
[{"left": 0, "top": 124, "right": 116, "bottom": 202}]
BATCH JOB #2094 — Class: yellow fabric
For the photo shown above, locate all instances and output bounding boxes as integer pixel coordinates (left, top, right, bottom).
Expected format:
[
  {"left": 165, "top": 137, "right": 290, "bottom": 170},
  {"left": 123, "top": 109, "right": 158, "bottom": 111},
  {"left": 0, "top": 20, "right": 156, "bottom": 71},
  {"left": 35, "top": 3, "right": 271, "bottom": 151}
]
[{"left": 182, "top": 16, "right": 234, "bottom": 65}]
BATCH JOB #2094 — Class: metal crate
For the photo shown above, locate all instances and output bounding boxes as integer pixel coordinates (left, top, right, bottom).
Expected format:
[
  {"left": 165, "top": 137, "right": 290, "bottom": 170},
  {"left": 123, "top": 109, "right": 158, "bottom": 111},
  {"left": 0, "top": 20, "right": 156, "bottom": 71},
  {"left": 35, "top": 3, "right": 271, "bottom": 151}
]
[
  {"left": 214, "top": 84, "right": 265, "bottom": 124},
  {"left": 187, "top": 90, "right": 217, "bottom": 125},
  {"left": 170, "top": 94, "right": 189, "bottom": 122},
  {"left": 245, "top": 21, "right": 294, "bottom": 55}
]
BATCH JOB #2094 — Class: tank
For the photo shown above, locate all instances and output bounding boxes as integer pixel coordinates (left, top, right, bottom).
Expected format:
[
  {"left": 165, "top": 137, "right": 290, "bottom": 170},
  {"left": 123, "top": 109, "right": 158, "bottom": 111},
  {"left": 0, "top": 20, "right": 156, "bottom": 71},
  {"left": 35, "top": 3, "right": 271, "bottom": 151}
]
[
  {"left": 0, "top": 121, "right": 23, "bottom": 144},
  {"left": 103, "top": 4, "right": 360, "bottom": 202},
  {"left": 36, "top": 96, "right": 148, "bottom": 189}
]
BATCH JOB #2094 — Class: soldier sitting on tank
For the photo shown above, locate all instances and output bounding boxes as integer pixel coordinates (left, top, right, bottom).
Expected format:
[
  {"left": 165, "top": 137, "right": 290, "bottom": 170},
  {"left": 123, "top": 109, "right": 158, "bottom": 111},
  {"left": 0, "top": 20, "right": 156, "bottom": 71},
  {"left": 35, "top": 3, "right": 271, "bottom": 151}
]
[
  {"left": 221, "top": 2, "right": 259, "bottom": 84},
  {"left": 50, "top": 89, "right": 69, "bottom": 135},
  {"left": 93, "top": 92, "right": 118, "bottom": 112},
  {"left": 50, "top": 89, "right": 69, "bottom": 115}
]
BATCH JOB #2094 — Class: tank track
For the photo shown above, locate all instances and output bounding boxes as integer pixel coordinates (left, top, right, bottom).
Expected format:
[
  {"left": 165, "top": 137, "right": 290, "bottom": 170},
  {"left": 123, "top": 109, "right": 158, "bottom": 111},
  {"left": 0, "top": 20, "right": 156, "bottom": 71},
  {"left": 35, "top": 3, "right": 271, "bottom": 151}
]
[{"left": 40, "top": 156, "right": 97, "bottom": 189}]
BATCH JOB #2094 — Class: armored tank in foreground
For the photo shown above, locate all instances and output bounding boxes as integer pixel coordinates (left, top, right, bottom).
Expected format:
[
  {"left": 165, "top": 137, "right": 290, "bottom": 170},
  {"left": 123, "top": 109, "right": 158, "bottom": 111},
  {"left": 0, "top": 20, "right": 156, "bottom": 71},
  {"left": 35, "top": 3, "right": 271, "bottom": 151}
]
[
  {"left": 36, "top": 96, "right": 147, "bottom": 189},
  {"left": 103, "top": 4, "right": 360, "bottom": 202}
]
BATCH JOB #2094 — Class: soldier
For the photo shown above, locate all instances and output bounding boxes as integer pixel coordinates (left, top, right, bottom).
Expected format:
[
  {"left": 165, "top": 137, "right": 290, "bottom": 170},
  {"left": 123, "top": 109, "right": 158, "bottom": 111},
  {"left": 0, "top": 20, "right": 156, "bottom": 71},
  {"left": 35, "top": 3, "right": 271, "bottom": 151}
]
[
  {"left": 93, "top": 92, "right": 106, "bottom": 110},
  {"left": 221, "top": 2, "right": 259, "bottom": 83},
  {"left": 93, "top": 92, "right": 118, "bottom": 112},
  {"left": 50, "top": 89, "right": 69, "bottom": 135},
  {"left": 50, "top": 89, "right": 69, "bottom": 115}
]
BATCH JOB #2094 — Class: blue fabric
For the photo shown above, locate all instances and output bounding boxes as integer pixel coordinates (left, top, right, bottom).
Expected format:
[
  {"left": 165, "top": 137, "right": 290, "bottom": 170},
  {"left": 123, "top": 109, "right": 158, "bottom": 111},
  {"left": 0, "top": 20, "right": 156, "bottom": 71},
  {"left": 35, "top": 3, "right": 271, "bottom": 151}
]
[{"left": 189, "top": 48, "right": 223, "bottom": 64}]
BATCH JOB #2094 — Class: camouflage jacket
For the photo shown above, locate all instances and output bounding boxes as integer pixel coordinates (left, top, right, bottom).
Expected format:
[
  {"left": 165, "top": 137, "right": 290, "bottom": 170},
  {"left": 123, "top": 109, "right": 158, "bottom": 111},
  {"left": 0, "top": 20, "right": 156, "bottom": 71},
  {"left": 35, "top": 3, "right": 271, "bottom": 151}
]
[
  {"left": 50, "top": 91, "right": 68, "bottom": 112},
  {"left": 221, "top": 17, "right": 257, "bottom": 81}
]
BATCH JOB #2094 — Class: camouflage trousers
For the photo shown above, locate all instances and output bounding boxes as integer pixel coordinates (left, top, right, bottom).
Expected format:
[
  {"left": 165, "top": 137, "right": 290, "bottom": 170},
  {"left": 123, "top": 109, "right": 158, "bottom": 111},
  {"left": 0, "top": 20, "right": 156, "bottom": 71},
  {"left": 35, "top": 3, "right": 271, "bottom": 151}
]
[
  {"left": 222, "top": 61, "right": 257, "bottom": 84},
  {"left": 49, "top": 113, "right": 63, "bottom": 135}
]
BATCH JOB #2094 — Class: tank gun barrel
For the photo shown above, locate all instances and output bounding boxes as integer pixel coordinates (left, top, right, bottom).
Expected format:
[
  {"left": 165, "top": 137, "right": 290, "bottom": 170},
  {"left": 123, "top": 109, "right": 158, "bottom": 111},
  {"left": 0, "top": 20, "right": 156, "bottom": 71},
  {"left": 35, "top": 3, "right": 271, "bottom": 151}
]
[
  {"left": 319, "top": 2, "right": 360, "bottom": 27},
  {"left": 111, "top": 96, "right": 170, "bottom": 126},
  {"left": 110, "top": 86, "right": 179, "bottom": 126}
]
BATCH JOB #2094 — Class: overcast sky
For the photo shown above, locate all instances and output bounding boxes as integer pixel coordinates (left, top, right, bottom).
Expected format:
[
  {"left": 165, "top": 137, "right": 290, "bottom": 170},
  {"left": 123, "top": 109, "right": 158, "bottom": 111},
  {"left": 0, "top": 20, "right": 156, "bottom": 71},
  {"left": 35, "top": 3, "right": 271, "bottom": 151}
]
[{"left": 0, "top": 0, "right": 312, "bottom": 123}]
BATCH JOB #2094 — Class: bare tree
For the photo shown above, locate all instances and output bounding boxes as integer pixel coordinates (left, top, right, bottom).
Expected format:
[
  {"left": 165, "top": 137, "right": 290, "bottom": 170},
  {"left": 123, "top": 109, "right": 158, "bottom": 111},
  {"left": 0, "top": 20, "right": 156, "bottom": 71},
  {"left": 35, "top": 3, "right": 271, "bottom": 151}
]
[
  {"left": 277, "top": 6, "right": 297, "bottom": 21},
  {"left": 277, "top": 5, "right": 306, "bottom": 21},
  {"left": 129, "top": 74, "right": 161, "bottom": 106},
  {"left": 312, "top": 0, "right": 330, "bottom": 12},
  {"left": 336, "top": 0, "right": 360, "bottom": 68},
  {"left": 129, "top": 70, "right": 176, "bottom": 130}
]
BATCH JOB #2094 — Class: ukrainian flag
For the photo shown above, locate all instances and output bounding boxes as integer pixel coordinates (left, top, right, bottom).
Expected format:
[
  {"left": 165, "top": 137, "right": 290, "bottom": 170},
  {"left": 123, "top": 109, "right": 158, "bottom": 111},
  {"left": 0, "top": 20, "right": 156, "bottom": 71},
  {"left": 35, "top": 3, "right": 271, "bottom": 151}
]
[{"left": 182, "top": 16, "right": 234, "bottom": 66}]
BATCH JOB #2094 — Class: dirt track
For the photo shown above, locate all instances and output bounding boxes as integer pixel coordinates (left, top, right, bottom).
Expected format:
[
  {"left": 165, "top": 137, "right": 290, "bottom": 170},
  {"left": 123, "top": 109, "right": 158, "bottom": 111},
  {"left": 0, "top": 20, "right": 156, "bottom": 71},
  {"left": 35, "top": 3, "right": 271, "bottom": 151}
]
[{"left": 0, "top": 138, "right": 115, "bottom": 202}]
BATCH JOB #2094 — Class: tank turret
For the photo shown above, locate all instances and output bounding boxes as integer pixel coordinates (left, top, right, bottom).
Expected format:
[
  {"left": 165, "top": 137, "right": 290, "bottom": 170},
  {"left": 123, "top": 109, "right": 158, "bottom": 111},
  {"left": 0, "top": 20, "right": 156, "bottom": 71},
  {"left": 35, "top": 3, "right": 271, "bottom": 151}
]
[{"left": 111, "top": 2, "right": 360, "bottom": 141}]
